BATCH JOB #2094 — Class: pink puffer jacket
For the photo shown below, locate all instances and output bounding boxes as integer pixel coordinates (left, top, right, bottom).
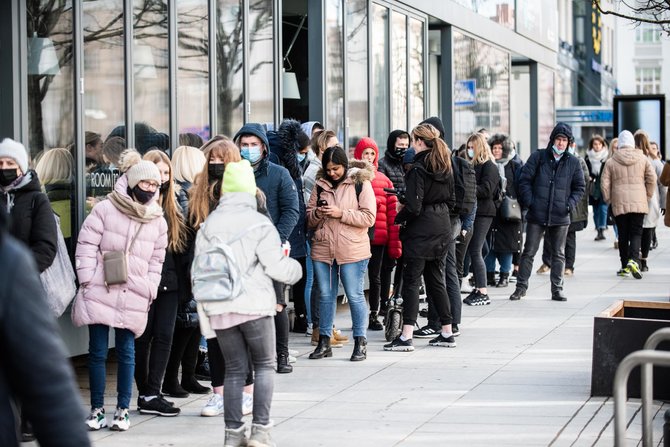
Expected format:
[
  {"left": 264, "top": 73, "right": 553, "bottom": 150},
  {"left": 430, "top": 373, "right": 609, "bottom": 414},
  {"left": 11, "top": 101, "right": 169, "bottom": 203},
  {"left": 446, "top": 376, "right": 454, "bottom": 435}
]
[{"left": 72, "top": 176, "right": 168, "bottom": 337}]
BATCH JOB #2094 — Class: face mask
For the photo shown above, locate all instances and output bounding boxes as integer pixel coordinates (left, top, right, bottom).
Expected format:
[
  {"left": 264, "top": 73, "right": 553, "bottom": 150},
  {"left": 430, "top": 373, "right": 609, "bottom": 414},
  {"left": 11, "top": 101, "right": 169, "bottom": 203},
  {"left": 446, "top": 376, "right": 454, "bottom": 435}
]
[
  {"left": 131, "top": 185, "right": 155, "bottom": 204},
  {"left": 159, "top": 181, "right": 170, "bottom": 193},
  {"left": 0, "top": 169, "right": 18, "bottom": 187},
  {"left": 241, "top": 146, "right": 263, "bottom": 164},
  {"left": 297, "top": 153, "right": 307, "bottom": 163},
  {"left": 393, "top": 147, "right": 407, "bottom": 158},
  {"left": 467, "top": 149, "right": 475, "bottom": 159},
  {"left": 208, "top": 163, "right": 225, "bottom": 181},
  {"left": 568, "top": 146, "right": 575, "bottom": 155},
  {"left": 553, "top": 145, "right": 566, "bottom": 156}
]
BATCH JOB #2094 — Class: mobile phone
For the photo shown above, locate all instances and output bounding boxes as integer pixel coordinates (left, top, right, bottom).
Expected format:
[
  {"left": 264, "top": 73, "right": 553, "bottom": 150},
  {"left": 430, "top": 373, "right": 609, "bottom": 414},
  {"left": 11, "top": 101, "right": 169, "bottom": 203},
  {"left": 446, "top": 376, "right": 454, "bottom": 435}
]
[{"left": 317, "top": 199, "right": 328, "bottom": 207}]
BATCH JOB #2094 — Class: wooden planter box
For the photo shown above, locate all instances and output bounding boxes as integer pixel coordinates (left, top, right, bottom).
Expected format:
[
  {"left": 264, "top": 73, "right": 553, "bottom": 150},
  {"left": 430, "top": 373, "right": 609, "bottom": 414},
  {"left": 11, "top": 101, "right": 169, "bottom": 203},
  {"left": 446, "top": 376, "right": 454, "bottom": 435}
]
[{"left": 591, "top": 300, "right": 670, "bottom": 399}]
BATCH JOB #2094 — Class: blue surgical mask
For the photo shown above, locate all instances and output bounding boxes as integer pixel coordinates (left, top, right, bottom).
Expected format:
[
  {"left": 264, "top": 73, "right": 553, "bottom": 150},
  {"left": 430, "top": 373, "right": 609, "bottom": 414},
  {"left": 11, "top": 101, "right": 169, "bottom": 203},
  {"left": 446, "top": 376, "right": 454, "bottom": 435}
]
[
  {"left": 552, "top": 145, "right": 566, "bottom": 156},
  {"left": 568, "top": 146, "right": 575, "bottom": 155},
  {"left": 467, "top": 149, "right": 475, "bottom": 159},
  {"left": 297, "top": 152, "right": 307, "bottom": 163},
  {"left": 241, "top": 146, "right": 263, "bottom": 164}
]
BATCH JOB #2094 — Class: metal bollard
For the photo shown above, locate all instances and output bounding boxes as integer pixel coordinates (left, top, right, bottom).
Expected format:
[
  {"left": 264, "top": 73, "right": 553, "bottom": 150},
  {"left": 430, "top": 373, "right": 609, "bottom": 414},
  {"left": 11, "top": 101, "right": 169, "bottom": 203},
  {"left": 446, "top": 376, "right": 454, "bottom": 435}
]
[{"left": 664, "top": 409, "right": 670, "bottom": 447}]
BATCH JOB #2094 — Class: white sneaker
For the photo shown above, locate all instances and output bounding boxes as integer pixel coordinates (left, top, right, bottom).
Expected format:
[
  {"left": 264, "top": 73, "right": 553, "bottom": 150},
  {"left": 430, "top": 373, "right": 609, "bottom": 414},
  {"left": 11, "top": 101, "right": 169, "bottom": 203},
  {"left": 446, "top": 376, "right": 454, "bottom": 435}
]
[
  {"left": 288, "top": 355, "right": 297, "bottom": 364},
  {"left": 110, "top": 408, "right": 130, "bottom": 431},
  {"left": 201, "top": 393, "right": 224, "bottom": 417},
  {"left": 242, "top": 392, "right": 253, "bottom": 416},
  {"left": 305, "top": 323, "right": 313, "bottom": 336},
  {"left": 85, "top": 407, "right": 107, "bottom": 431}
]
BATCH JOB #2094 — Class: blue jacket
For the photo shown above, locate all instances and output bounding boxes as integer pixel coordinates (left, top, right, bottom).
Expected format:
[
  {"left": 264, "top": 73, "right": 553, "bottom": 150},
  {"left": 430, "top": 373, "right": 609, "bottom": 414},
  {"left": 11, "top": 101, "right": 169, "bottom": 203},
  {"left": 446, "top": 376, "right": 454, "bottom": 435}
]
[
  {"left": 518, "top": 148, "right": 586, "bottom": 226},
  {"left": 253, "top": 158, "right": 300, "bottom": 245}
]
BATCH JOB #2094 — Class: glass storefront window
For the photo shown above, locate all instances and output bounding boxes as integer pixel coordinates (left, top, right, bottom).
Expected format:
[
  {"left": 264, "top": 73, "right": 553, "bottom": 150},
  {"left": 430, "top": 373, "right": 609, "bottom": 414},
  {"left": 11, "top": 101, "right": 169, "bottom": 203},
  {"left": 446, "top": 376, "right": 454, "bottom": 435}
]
[
  {"left": 371, "top": 4, "right": 389, "bottom": 152},
  {"left": 537, "top": 65, "right": 555, "bottom": 147},
  {"left": 408, "top": 18, "right": 424, "bottom": 131},
  {"left": 391, "top": 11, "right": 407, "bottom": 132},
  {"left": 452, "top": 0, "right": 515, "bottom": 29},
  {"left": 516, "top": 0, "right": 558, "bottom": 50},
  {"left": 346, "top": 0, "right": 368, "bottom": 149},
  {"left": 217, "top": 0, "right": 244, "bottom": 137},
  {"left": 178, "top": 0, "right": 210, "bottom": 143},
  {"left": 453, "top": 31, "right": 510, "bottom": 147},
  {"left": 248, "top": 0, "right": 274, "bottom": 126},
  {"left": 325, "top": 0, "right": 344, "bottom": 145}
]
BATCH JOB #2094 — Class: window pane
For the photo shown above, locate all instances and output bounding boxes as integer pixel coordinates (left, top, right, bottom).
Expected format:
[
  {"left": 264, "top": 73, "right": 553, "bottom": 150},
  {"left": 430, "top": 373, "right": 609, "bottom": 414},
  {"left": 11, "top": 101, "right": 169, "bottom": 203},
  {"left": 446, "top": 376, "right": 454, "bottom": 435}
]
[
  {"left": 325, "top": 0, "right": 344, "bottom": 143},
  {"left": 346, "top": 0, "right": 368, "bottom": 148},
  {"left": 178, "top": 0, "right": 210, "bottom": 143},
  {"left": 248, "top": 0, "right": 274, "bottom": 125},
  {"left": 538, "top": 65, "right": 555, "bottom": 147},
  {"left": 133, "top": 0, "right": 170, "bottom": 151},
  {"left": 390, "top": 11, "right": 407, "bottom": 131},
  {"left": 217, "top": 0, "right": 244, "bottom": 136},
  {"left": 408, "top": 18, "right": 424, "bottom": 132},
  {"left": 371, "top": 4, "right": 389, "bottom": 152},
  {"left": 452, "top": 0, "right": 515, "bottom": 29}
]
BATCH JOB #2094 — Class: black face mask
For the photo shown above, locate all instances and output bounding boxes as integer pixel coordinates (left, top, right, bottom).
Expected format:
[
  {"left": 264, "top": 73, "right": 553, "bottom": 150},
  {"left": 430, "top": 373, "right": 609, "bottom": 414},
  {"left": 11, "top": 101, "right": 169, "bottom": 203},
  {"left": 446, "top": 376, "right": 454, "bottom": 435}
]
[
  {"left": 392, "top": 147, "right": 407, "bottom": 158},
  {"left": 0, "top": 169, "right": 19, "bottom": 187},
  {"left": 208, "top": 163, "right": 225, "bottom": 182},
  {"left": 131, "top": 185, "right": 155, "bottom": 204},
  {"left": 159, "top": 181, "right": 170, "bottom": 193}
]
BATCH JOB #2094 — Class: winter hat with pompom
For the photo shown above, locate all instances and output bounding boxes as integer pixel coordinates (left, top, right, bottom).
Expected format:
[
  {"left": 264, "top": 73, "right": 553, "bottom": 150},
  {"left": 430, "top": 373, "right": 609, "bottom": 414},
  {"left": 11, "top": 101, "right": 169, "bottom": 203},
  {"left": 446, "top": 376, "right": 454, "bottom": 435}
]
[{"left": 118, "top": 149, "right": 161, "bottom": 188}]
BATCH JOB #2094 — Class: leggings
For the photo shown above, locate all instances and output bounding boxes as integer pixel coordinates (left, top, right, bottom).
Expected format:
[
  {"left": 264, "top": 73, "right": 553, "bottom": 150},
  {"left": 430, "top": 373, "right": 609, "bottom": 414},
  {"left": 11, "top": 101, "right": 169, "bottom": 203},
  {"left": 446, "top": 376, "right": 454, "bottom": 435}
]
[{"left": 467, "top": 216, "right": 493, "bottom": 288}]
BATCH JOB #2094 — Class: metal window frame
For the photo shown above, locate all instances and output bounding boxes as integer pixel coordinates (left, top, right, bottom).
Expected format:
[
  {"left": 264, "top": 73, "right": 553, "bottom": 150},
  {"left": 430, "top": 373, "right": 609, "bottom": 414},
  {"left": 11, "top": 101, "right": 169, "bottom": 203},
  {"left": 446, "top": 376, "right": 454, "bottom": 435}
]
[
  {"left": 124, "top": 0, "right": 135, "bottom": 147},
  {"left": 73, "top": 0, "right": 85, "bottom": 237},
  {"left": 168, "top": 0, "right": 177, "bottom": 153},
  {"left": 209, "top": 0, "right": 217, "bottom": 135}
]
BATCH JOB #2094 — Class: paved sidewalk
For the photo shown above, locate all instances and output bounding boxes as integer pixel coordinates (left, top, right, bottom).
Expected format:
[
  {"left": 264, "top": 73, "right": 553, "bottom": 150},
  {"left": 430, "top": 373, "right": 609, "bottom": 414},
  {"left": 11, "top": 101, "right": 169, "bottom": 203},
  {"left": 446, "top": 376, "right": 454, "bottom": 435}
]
[{"left": 47, "top": 225, "right": 670, "bottom": 446}]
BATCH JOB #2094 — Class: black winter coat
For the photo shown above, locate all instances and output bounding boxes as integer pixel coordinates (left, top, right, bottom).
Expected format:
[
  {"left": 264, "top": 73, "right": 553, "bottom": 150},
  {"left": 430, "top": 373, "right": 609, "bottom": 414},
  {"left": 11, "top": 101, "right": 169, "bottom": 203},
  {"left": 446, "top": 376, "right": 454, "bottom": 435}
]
[
  {"left": 475, "top": 160, "right": 500, "bottom": 217},
  {"left": 174, "top": 226, "right": 198, "bottom": 328},
  {"left": 518, "top": 149, "right": 586, "bottom": 227},
  {"left": 253, "top": 158, "right": 299, "bottom": 246},
  {"left": 0, "top": 171, "right": 57, "bottom": 272},
  {"left": 378, "top": 151, "right": 406, "bottom": 195},
  {"left": 569, "top": 155, "right": 590, "bottom": 231},
  {"left": 395, "top": 151, "right": 454, "bottom": 259},
  {"left": 491, "top": 159, "right": 523, "bottom": 253}
]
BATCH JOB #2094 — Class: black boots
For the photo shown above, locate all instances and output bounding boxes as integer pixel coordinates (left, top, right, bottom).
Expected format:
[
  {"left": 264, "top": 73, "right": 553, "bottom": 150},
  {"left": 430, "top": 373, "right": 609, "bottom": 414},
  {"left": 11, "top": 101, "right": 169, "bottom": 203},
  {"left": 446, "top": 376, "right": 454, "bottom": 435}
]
[
  {"left": 368, "top": 312, "right": 383, "bottom": 331},
  {"left": 277, "top": 353, "right": 293, "bottom": 373},
  {"left": 195, "top": 349, "right": 211, "bottom": 381},
  {"left": 350, "top": 336, "right": 367, "bottom": 362},
  {"left": 509, "top": 288, "right": 526, "bottom": 301},
  {"left": 309, "top": 335, "right": 332, "bottom": 359},
  {"left": 292, "top": 314, "right": 308, "bottom": 333},
  {"left": 640, "top": 259, "right": 649, "bottom": 272},
  {"left": 595, "top": 228, "right": 606, "bottom": 241},
  {"left": 182, "top": 376, "right": 211, "bottom": 394},
  {"left": 487, "top": 272, "right": 497, "bottom": 287},
  {"left": 496, "top": 272, "right": 509, "bottom": 288}
]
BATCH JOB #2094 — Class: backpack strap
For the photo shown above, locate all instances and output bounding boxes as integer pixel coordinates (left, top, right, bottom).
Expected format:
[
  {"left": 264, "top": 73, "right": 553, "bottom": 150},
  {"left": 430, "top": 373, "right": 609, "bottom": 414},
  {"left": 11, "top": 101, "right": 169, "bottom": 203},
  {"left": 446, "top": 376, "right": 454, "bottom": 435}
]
[{"left": 355, "top": 182, "right": 362, "bottom": 202}]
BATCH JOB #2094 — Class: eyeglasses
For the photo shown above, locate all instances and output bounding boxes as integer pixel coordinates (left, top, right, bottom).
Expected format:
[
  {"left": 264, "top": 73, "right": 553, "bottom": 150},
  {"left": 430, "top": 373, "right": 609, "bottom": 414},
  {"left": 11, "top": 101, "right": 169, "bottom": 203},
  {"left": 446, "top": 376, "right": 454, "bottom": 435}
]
[{"left": 138, "top": 180, "right": 159, "bottom": 191}]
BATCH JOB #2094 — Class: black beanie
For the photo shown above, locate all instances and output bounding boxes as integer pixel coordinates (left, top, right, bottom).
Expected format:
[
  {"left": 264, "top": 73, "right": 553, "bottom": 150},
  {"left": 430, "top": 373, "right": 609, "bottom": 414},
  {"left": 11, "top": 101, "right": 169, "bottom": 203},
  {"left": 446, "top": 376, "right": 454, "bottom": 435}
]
[{"left": 419, "top": 117, "right": 445, "bottom": 140}]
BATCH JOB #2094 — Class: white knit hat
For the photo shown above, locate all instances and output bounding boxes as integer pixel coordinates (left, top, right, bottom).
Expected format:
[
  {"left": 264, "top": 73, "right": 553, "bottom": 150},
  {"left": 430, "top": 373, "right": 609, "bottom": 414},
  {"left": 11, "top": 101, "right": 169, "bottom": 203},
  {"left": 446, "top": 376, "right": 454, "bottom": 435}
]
[
  {"left": 0, "top": 138, "right": 29, "bottom": 174},
  {"left": 126, "top": 160, "right": 161, "bottom": 189},
  {"left": 618, "top": 130, "right": 635, "bottom": 149}
]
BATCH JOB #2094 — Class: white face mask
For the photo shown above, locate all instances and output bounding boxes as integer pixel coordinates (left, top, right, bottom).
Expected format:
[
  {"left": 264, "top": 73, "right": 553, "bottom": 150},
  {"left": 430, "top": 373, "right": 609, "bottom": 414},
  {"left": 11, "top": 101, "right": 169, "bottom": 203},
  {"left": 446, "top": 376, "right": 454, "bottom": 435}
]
[{"left": 467, "top": 148, "right": 475, "bottom": 159}]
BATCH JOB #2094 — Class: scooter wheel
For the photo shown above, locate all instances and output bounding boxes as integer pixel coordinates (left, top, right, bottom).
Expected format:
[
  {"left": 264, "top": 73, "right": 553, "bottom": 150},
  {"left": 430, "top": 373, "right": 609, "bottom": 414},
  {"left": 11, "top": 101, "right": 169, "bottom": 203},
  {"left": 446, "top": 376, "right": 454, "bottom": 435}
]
[{"left": 385, "top": 310, "right": 402, "bottom": 342}]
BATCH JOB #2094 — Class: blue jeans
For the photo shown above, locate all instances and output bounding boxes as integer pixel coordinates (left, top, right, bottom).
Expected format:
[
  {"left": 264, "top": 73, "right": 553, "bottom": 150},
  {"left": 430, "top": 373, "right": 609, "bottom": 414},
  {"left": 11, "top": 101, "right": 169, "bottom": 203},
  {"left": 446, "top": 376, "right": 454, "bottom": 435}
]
[
  {"left": 304, "top": 241, "right": 314, "bottom": 324},
  {"left": 314, "top": 259, "right": 369, "bottom": 338},
  {"left": 593, "top": 201, "right": 608, "bottom": 230},
  {"left": 88, "top": 324, "right": 135, "bottom": 409},
  {"left": 485, "top": 250, "right": 513, "bottom": 273}
]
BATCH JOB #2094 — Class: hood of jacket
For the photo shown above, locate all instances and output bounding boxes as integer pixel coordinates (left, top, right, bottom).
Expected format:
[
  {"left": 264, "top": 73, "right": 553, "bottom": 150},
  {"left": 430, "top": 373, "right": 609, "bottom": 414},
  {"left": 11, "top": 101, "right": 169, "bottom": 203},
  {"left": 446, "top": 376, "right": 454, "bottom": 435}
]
[
  {"left": 611, "top": 147, "right": 643, "bottom": 166},
  {"left": 276, "top": 118, "right": 305, "bottom": 180},
  {"left": 354, "top": 137, "right": 379, "bottom": 168},
  {"left": 316, "top": 159, "right": 374, "bottom": 187},
  {"left": 547, "top": 122, "right": 574, "bottom": 148},
  {"left": 233, "top": 123, "right": 270, "bottom": 151},
  {"left": 301, "top": 121, "right": 321, "bottom": 136},
  {"left": 385, "top": 130, "right": 410, "bottom": 160}
]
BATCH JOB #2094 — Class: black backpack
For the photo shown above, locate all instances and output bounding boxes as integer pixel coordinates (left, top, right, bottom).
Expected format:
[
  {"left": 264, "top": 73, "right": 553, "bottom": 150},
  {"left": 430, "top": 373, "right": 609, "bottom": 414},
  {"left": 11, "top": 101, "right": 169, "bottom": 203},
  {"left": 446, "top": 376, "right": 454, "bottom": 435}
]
[
  {"left": 316, "top": 183, "right": 375, "bottom": 240},
  {"left": 451, "top": 156, "right": 477, "bottom": 215}
]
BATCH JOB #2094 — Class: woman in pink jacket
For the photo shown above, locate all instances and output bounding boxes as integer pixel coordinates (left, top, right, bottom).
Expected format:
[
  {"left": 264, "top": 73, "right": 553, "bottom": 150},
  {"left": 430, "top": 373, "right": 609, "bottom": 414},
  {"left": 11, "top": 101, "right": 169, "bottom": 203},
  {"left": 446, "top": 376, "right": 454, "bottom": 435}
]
[{"left": 73, "top": 150, "right": 168, "bottom": 432}]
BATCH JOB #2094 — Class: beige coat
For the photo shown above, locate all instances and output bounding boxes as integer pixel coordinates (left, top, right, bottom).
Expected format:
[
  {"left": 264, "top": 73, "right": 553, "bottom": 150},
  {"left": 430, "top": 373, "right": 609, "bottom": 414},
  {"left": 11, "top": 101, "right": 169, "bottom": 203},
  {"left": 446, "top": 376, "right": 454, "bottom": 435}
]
[
  {"left": 307, "top": 160, "right": 376, "bottom": 265},
  {"left": 660, "top": 162, "right": 670, "bottom": 227},
  {"left": 601, "top": 147, "right": 657, "bottom": 217}
]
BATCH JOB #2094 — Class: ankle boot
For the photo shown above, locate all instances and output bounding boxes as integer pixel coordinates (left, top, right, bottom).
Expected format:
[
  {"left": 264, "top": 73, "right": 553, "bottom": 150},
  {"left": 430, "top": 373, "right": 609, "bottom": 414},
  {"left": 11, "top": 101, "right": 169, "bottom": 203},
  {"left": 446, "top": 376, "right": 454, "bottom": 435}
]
[
  {"left": 350, "top": 336, "right": 367, "bottom": 361},
  {"left": 487, "top": 271, "right": 497, "bottom": 287},
  {"left": 181, "top": 376, "right": 211, "bottom": 394},
  {"left": 162, "top": 379, "right": 190, "bottom": 398},
  {"left": 595, "top": 228, "right": 606, "bottom": 241},
  {"left": 311, "top": 327, "right": 320, "bottom": 346},
  {"left": 277, "top": 353, "right": 293, "bottom": 373},
  {"left": 640, "top": 259, "right": 649, "bottom": 272},
  {"left": 368, "top": 312, "right": 383, "bottom": 331},
  {"left": 309, "top": 335, "right": 332, "bottom": 359},
  {"left": 496, "top": 272, "right": 509, "bottom": 288}
]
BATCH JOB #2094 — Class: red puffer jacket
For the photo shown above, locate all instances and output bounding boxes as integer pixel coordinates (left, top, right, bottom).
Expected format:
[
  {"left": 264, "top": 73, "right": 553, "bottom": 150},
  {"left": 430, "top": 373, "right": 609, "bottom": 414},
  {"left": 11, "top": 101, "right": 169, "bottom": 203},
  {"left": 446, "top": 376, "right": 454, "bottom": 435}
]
[{"left": 353, "top": 138, "right": 402, "bottom": 259}]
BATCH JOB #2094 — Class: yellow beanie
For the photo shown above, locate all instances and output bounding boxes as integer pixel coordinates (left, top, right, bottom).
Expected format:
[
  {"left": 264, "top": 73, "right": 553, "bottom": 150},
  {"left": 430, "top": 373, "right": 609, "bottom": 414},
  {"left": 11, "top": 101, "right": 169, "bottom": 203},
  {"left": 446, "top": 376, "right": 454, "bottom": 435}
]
[{"left": 221, "top": 159, "right": 257, "bottom": 196}]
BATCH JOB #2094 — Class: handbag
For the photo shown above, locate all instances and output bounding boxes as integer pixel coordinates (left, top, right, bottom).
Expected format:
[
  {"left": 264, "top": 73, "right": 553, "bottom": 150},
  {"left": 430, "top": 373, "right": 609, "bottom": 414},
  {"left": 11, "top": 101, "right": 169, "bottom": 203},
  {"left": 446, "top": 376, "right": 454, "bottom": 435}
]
[
  {"left": 40, "top": 214, "right": 77, "bottom": 317},
  {"left": 500, "top": 195, "right": 522, "bottom": 222},
  {"left": 102, "top": 224, "right": 143, "bottom": 289}
]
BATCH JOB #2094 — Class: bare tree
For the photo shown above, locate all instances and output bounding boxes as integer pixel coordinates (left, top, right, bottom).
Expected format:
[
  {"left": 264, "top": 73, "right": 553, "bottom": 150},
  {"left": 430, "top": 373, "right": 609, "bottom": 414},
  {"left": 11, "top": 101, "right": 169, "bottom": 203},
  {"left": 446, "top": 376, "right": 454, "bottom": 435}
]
[{"left": 593, "top": 0, "right": 670, "bottom": 35}]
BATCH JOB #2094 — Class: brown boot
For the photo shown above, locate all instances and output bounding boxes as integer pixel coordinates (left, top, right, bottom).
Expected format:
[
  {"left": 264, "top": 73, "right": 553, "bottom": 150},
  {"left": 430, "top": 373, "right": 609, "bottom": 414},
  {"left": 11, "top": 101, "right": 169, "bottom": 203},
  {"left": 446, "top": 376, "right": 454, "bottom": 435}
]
[
  {"left": 333, "top": 327, "right": 349, "bottom": 344},
  {"left": 311, "top": 327, "right": 320, "bottom": 346}
]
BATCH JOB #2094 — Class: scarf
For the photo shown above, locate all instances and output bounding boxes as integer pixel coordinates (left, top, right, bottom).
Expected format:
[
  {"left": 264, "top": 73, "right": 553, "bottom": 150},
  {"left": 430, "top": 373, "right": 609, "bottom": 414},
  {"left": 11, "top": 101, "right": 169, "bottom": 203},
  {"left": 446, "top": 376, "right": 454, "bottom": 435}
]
[
  {"left": 1, "top": 172, "right": 32, "bottom": 214},
  {"left": 108, "top": 190, "right": 163, "bottom": 223},
  {"left": 495, "top": 148, "right": 516, "bottom": 190},
  {"left": 587, "top": 148, "right": 608, "bottom": 176}
]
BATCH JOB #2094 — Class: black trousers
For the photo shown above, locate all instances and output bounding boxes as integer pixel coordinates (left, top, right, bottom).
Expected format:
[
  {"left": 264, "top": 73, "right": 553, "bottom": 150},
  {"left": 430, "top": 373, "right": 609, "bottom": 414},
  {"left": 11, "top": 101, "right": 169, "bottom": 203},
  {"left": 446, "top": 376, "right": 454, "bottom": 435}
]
[
  {"left": 641, "top": 227, "right": 654, "bottom": 259},
  {"left": 402, "top": 256, "right": 452, "bottom": 328},
  {"left": 310, "top": 270, "right": 320, "bottom": 327},
  {"left": 164, "top": 326, "right": 200, "bottom": 386},
  {"left": 542, "top": 229, "right": 577, "bottom": 270},
  {"left": 467, "top": 216, "right": 494, "bottom": 288},
  {"left": 134, "top": 291, "right": 178, "bottom": 396},
  {"left": 291, "top": 257, "right": 308, "bottom": 318},
  {"left": 455, "top": 229, "right": 474, "bottom": 281},
  {"left": 614, "top": 213, "right": 644, "bottom": 269},
  {"left": 427, "top": 236, "right": 462, "bottom": 328},
  {"left": 368, "top": 244, "right": 385, "bottom": 313},
  {"left": 380, "top": 248, "right": 400, "bottom": 311},
  {"left": 207, "top": 337, "right": 254, "bottom": 388}
]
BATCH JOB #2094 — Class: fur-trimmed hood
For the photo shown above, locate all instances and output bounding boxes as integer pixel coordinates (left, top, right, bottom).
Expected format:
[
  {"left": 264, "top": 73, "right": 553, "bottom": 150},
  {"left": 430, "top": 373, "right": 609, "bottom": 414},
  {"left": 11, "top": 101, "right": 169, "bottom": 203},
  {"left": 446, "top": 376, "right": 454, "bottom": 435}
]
[
  {"left": 276, "top": 119, "right": 305, "bottom": 180},
  {"left": 316, "top": 159, "right": 374, "bottom": 186}
]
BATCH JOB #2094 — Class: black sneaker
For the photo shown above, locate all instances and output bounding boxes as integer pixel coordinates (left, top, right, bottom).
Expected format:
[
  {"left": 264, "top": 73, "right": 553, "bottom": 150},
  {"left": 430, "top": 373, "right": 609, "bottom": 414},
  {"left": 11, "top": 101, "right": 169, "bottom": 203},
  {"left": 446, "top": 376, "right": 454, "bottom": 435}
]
[
  {"left": 465, "top": 291, "right": 490, "bottom": 306},
  {"left": 138, "top": 396, "right": 180, "bottom": 417},
  {"left": 413, "top": 325, "right": 440, "bottom": 338},
  {"left": 383, "top": 336, "right": 415, "bottom": 352},
  {"left": 462, "top": 290, "right": 477, "bottom": 304},
  {"left": 452, "top": 324, "right": 460, "bottom": 337},
  {"left": 509, "top": 288, "right": 526, "bottom": 301},
  {"left": 428, "top": 333, "right": 457, "bottom": 348}
]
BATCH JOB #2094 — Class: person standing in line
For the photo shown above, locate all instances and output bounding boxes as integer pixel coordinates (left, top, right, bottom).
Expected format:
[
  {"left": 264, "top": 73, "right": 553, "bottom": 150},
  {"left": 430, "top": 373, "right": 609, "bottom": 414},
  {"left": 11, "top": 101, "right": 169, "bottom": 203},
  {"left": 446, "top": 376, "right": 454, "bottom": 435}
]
[
  {"left": 73, "top": 150, "right": 168, "bottom": 431},
  {"left": 353, "top": 137, "right": 401, "bottom": 330},
  {"left": 307, "top": 147, "right": 376, "bottom": 361},
  {"left": 384, "top": 123, "right": 456, "bottom": 352},
  {"left": 133, "top": 150, "right": 190, "bottom": 417},
  {"left": 608, "top": 137, "right": 620, "bottom": 249},
  {"left": 462, "top": 133, "right": 500, "bottom": 306},
  {"left": 585, "top": 135, "right": 610, "bottom": 241},
  {"left": 509, "top": 123, "right": 585, "bottom": 302}
]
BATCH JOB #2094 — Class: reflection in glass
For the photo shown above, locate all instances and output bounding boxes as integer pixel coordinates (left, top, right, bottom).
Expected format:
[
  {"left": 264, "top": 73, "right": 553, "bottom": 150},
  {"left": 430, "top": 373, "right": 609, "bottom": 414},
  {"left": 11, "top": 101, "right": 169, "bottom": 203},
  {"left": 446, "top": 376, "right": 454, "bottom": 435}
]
[
  {"left": 248, "top": 0, "right": 274, "bottom": 125},
  {"left": 371, "top": 4, "right": 389, "bottom": 152},
  {"left": 346, "top": 0, "right": 368, "bottom": 149},
  {"left": 325, "top": 0, "right": 344, "bottom": 144},
  {"left": 178, "top": 0, "right": 210, "bottom": 141},
  {"left": 537, "top": 65, "right": 555, "bottom": 146},
  {"left": 217, "top": 0, "right": 244, "bottom": 137},
  {"left": 391, "top": 12, "right": 407, "bottom": 132},
  {"left": 408, "top": 18, "right": 424, "bottom": 131},
  {"left": 452, "top": 31, "right": 510, "bottom": 147},
  {"left": 451, "top": 0, "right": 515, "bottom": 29},
  {"left": 516, "top": 0, "right": 558, "bottom": 49},
  {"left": 134, "top": 0, "right": 169, "bottom": 149}
]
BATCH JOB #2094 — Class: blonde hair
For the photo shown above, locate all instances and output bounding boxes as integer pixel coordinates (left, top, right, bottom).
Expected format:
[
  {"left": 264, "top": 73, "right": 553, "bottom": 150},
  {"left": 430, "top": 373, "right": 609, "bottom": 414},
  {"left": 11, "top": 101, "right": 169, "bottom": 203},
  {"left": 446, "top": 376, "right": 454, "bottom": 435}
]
[
  {"left": 410, "top": 124, "right": 452, "bottom": 174},
  {"left": 189, "top": 136, "right": 241, "bottom": 229},
  {"left": 35, "top": 148, "right": 74, "bottom": 185},
  {"left": 311, "top": 130, "right": 337, "bottom": 157},
  {"left": 172, "top": 145, "right": 207, "bottom": 183},
  {"left": 610, "top": 137, "right": 618, "bottom": 153},
  {"left": 466, "top": 133, "right": 494, "bottom": 165},
  {"left": 634, "top": 130, "right": 652, "bottom": 157}
]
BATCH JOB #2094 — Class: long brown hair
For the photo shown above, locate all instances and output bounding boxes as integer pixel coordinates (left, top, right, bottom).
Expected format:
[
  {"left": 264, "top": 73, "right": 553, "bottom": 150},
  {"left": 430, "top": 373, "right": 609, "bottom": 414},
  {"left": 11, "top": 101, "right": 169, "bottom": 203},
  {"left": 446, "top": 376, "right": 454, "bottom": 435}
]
[
  {"left": 143, "top": 150, "right": 188, "bottom": 253},
  {"left": 411, "top": 123, "right": 452, "bottom": 173},
  {"left": 634, "top": 130, "right": 652, "bottom": 157},
  {"left": 189, "top": 136, "right": 241, "bottom": 229}
]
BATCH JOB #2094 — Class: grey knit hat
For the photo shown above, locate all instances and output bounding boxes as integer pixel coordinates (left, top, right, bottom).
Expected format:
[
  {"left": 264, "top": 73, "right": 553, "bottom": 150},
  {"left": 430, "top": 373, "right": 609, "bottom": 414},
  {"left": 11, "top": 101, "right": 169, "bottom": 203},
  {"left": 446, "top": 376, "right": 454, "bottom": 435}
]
[
  {"left": 0, "top": 138, "right": 29, "bottom": 174},
  {"left": 126, "top": 160, "right": 161, "bottom": 189}
]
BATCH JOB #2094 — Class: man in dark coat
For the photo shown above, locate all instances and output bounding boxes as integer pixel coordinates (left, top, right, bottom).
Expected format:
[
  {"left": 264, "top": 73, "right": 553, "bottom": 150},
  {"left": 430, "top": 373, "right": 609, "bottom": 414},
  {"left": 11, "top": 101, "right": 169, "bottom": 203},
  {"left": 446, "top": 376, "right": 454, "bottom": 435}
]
[
  {"left": 510, "top": 122, "right": 586, "bottom": 302},
  {"left": 0, "top": 207, "right": 90, "bottom": 447}
]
